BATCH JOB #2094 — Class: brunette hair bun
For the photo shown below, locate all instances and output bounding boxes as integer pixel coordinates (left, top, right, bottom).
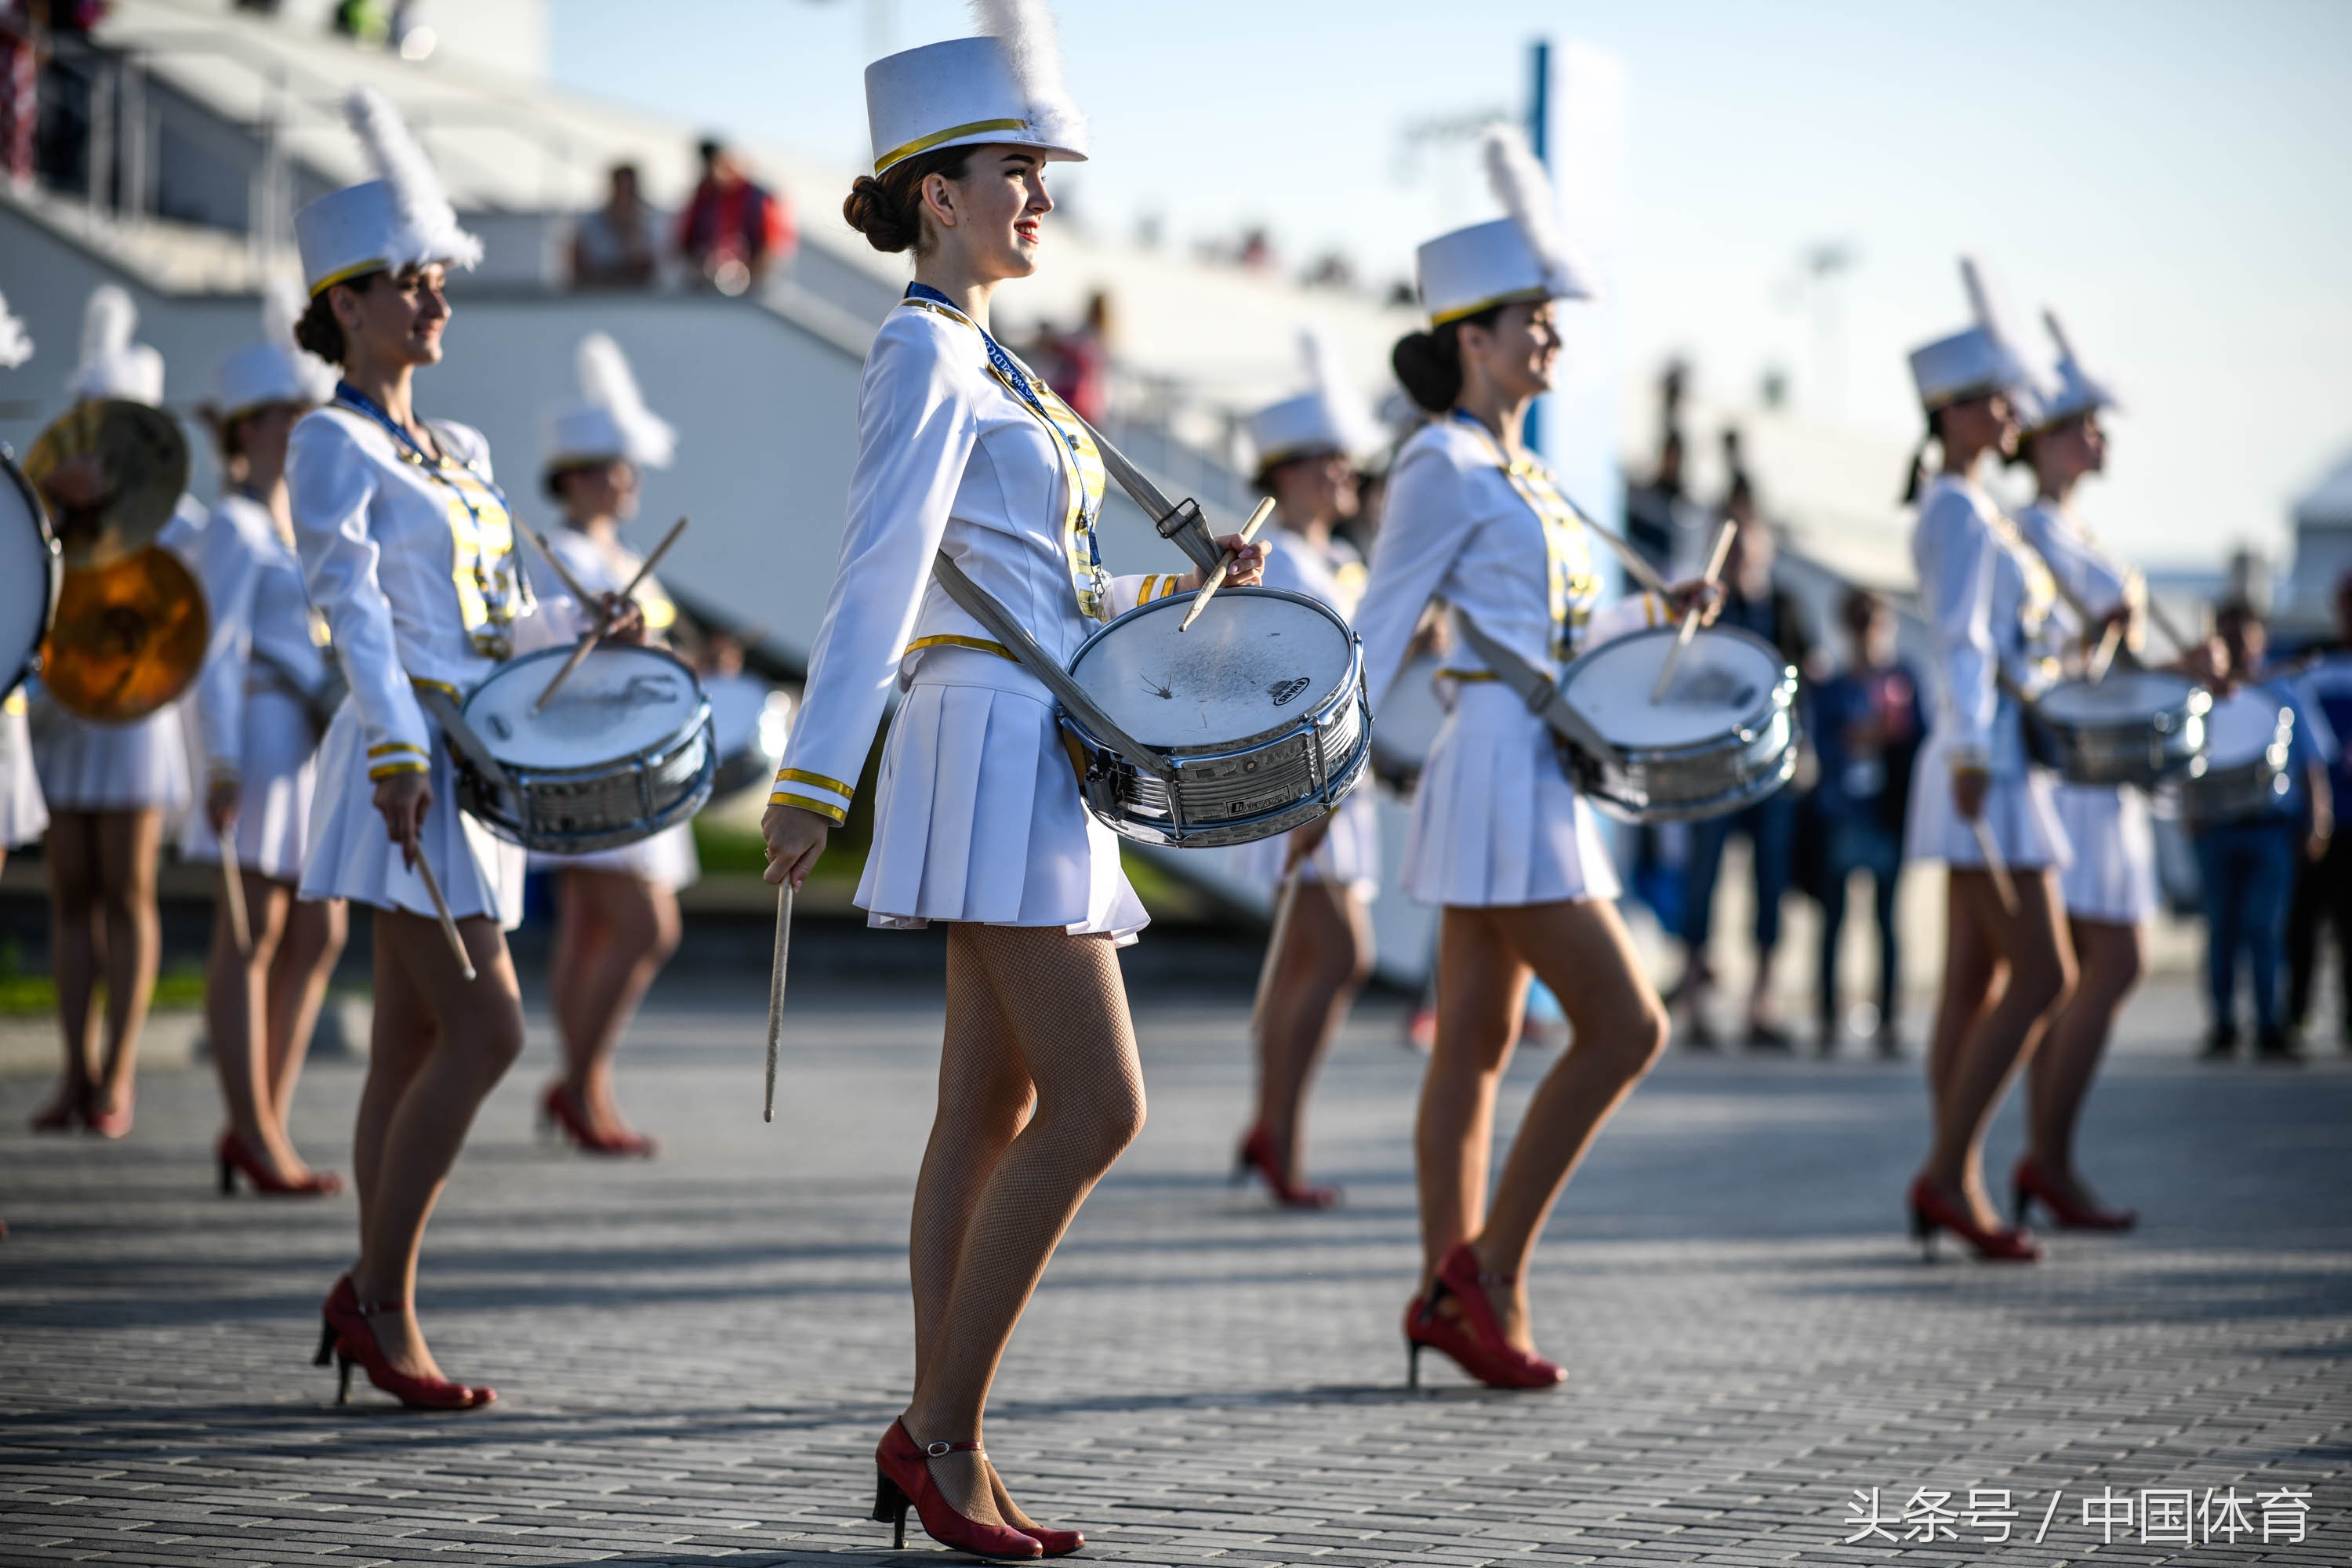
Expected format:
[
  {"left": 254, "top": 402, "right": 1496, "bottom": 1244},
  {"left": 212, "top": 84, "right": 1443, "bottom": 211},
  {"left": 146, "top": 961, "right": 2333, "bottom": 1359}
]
[
  {"left": 1392, "top": 327, "right": 1464, "bottom": 415},
  {"left": 841, "top": 144, "right": 978, "bottom": 256},
  {"left": 293, "top": 271, "right": 382, "bottom": 367}
]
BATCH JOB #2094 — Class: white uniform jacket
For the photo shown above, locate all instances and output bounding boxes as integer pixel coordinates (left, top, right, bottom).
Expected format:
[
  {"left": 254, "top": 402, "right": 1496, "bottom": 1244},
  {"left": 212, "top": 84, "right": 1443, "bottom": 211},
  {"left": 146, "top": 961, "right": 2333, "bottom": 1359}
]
[
  {"left": 1352, "top": 413, "right": 1665, "bottom": 907},
  {"left": 774, "top": 297, "right": 1190, "bottom": 938},
  {"left": 1903, "top": 474, "right": 2069, "bottom": 870}
]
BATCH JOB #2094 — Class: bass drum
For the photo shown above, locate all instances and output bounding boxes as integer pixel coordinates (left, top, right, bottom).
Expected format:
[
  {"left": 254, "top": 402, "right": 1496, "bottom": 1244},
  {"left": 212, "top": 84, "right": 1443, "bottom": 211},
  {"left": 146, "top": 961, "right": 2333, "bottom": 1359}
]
[
  {"left": 1557, "top": 625, "right": 1800, "bottom": 823},
  {"left": 0, "top": 452, "right": 63, "bottom": 699}
]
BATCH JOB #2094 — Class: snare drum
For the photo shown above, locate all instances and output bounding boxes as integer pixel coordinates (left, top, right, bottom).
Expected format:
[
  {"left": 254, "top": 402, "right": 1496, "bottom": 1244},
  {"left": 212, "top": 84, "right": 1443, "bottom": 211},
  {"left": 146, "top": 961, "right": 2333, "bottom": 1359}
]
[
  {"left": 454, "top": 643, "right": 716, "bottom": 854},
  {"left": 1555, "top": 626, "right": 1799, "bottom": 823},
  {"left": 705, "top": 673, "right": 793, "bottom": 800},
  {"left": 2180, "top": 691, "right": 2292, "bottom": 826},
  {"left": 1060, "top": 587, "right": 1371, "bottom": 849},
  {"left": 1, "top": 452, "right": 64, "bottom": 700},
  {"left": 1368, "top": 652, "right": 1447, "bottom": 794},
  {"left": 2027, "top": 670, "right": 2209, "bottom": 786}
]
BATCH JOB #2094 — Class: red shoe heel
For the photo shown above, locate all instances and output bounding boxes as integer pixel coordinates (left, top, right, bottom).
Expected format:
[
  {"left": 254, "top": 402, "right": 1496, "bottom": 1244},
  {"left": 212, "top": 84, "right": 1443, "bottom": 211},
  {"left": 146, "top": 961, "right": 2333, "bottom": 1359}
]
[
  {"left": 318, "top": 1278, "right": 495, "bottom": 1410},
  {"left": 1403, "top": 1243, "right": 1564, "bottom": 1391},
  {"left": 539, "top": 1084, "right": 657, "bottom": 1159},
  {"left": 1233, "top": 1124, "right": 1340, "bottom": 1210},
  {"left": 1907, "top": 1176, "right": 2042, "bottom": 1262},
  {"left": 218, "top": 1132, "right": 343, "bottom": 1198},
  {"left": 873, "top": 1421, "right": 1042, "bottom": 1560},
  {"left": 2011, "top": 1159, "right": 2136, "bottom": 1232}
]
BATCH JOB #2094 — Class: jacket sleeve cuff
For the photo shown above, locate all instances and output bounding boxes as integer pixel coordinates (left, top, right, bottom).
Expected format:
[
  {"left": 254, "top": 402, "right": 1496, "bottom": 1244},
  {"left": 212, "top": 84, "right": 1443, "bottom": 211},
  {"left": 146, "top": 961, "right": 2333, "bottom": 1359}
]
[
  {"left": 366, "top": 739, "right": 433, "bottom": 781},
  {"left": 770, "top": 767, "right": 855, "bottom": 822}
]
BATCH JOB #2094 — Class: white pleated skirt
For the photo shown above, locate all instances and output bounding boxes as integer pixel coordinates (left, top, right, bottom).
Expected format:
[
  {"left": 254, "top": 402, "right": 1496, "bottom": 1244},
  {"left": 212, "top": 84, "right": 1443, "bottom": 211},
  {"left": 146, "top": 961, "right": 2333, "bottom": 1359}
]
[
  {"left": 1402, "top": 681, "right": 1622, "bottom": 908},
  {"left": 2052, "top": 782, "right": 2158, "bottom": 925},
  {"left": 29, "top": 699, "right": 191, "bottom": 815},
  {"left": 179, "top": 690, "right": 318, "bottom": 884},
  {"left": 1234, "top": 787, "right": 1379, "bottom": 898},
  {"left": 300, "top": 702, "right": 525, "bottom": 927},
  {"left": 1904, "top": 730, "right": 2070, "bottom": 871},
  {"left": 858, "top": 652, "right": 1148, "bottom": 943},
  {"left": 0, "top": 702, "right": 49, "bottom": 848},
  {"left": 529, "top": 821, "right": 701, "bottom": 890}
]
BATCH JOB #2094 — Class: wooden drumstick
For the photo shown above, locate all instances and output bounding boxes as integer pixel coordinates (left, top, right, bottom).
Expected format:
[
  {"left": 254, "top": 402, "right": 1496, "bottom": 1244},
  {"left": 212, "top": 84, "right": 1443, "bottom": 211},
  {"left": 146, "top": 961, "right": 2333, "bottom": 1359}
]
[
  {"left": 1250, "top": 864, "right": 1304, "bottom": 1042},
  {"left": 522, "top": 525, "right": 596, "bottom": 603},
  {"left": 1969, "top": 818, "right": 2017, "bottom": 915},
  {"left": 764, "top": 880, "right": 793, "bottom": 1123},
  {"left": 218, "top": 829, "right": 251, "bottom": 957},
  {"left": 1650, "top": 521, "right": 1738, "bottom": 705},
  {"left": 1178, "top": 497, "right": 1276, "bottom": 633},
  {"left": 2086, "top": 617, "right": 2125, "bottom": 684},
  {"left": 532, "top": 517, "right": 692, "bottom": 716},
  {"left": 412, "top": 848, "right": 477, "bottom": 983},
  {"left": 1578, "top": 515, "right": 1675, "bottom": 599}
]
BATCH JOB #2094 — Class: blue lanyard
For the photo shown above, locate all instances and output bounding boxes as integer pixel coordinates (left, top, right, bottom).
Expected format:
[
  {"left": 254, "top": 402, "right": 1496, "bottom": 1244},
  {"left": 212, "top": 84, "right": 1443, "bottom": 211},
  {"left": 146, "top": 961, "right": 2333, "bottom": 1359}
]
[
  {"left": 904, "top": 284, "right": 1103, "bottom": 577},
  {"left": 332, "top": 381, "right": 528, "bottom": 637}
]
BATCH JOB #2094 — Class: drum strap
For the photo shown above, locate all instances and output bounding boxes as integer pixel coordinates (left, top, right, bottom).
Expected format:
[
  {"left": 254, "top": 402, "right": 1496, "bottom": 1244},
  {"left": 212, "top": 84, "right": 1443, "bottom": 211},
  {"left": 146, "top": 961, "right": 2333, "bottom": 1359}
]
[
  {"left": 1450, "top": 612, "right": 1624, "bottom": 767},
  {"left": 928, "top": 553, "right": 1177, "bottom": 783},
  {"left": 409, "top": 680, "right": 515, "bottom": 793}
]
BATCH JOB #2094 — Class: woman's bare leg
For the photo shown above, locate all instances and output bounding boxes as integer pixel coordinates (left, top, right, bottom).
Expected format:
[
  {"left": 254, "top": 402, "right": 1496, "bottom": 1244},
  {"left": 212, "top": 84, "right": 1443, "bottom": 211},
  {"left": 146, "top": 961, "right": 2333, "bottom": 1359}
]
[
  {"left": 1415, "top": 906, "right": 1532, "bottom": 1278},
  {"left": 39, "top": 812, "right": 101, "bottom": 1120},
  {"left": 2026, "top": 916, "right": 2142, "bottom": 1201},
  {"left": 900, "top": 926, "right": 1146, "bottom": 1526},
  {"left": 348, "top": 911, "right": 524, "bottom": 1381},
  {"left": 1253, "top": 880, "right": 1372, "bottom": 1182},
  {"left": 90, "top": 810, "right": 163, "bottom": 1116},
  {"left": 207, "top": 873, "right": 305, "bottom": 1172},
  {"left": 1921, "top": 869, "right": 2074, "bottom": 1229},
  {"left": 551, "top": 869, "right": 678, "bottom": 1136},
  {"left": 264, "top": 897, "right": 347, "bottom": 1134},
  {"left": 1927, "top": 873, "right": 2002, "bottom": 1107}
]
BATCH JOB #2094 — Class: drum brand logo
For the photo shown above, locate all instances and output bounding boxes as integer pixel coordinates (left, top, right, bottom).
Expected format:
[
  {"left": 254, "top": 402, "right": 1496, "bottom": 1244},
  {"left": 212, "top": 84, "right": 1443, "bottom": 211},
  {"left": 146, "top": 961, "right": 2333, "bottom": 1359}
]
[{"left": 1269, "top": 677, "right": 1310, "bottom": 706}]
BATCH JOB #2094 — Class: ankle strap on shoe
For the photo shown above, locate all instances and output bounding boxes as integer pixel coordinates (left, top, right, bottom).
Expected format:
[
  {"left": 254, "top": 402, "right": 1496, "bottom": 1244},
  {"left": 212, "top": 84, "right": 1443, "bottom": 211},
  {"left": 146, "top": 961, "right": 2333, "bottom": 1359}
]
[
  {"left": 921, "top": 1438, "right": 985, "bottom": 1457},
  {"left": 357, "top": 1299, "right": 411, "bottom": 1317}
]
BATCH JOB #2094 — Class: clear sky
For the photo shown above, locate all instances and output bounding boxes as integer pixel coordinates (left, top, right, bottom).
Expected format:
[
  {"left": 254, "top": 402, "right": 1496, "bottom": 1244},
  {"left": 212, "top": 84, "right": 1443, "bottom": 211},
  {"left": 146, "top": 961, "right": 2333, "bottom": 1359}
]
[{"left": 550, "top": 0, "right": 2352, "bottom": 568}]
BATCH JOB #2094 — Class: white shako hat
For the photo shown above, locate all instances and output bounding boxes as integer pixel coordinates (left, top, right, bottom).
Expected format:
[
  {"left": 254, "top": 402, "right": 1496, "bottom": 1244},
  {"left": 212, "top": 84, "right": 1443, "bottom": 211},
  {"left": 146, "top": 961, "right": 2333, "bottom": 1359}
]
[
  {"left": 1414, "top": 124, "right": 1594, "bottom": 327},
  {"left": 0, "top": 285, "right": 31, "bottom": 371},
  {"left": 67, "top": 284, "right": 165, "bottom": 406},
  {"left": 214, "top": 281, "right": 336, "bottom": 421},
  {"left": 1907, "top": 253, "right": 2031, "bottom": 414},
  {"left": 1248, "top": 328, "right": 1381, "bottom": 476},
  {"left": 546, "top": 333, "right": 677, "bottom": 471},
  {"left": 2022, "top": 307, "right": 2118, "bottom": 435},
  {"left": 295, "top": 87, "right": 483, "bottom": 295},
  {"left": 864, "top": 0, "right": 1087, "bottom": 176}
]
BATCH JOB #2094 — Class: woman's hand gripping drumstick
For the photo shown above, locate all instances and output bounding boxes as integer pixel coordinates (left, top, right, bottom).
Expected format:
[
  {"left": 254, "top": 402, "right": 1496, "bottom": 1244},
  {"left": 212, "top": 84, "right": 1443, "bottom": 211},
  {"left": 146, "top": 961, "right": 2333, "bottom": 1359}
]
[
  {"left": 1951, "top": 765, "right": 2018, "bottom": 914},
  {"left": 1178, "top": 501, "right": 1276, "bottom": 632},
  {"left": 1650, "top": 521, "right": 1739, "bottom": 703},
  {"left": 528, "top": 517, "right": 685, "bottom": 714},
  {"left": 372, "top": 769, "right": 477, "bottom": 981},
  {"left": 207, "top": 779, "right": 250, "bottom": 955},
  {"left": 758, "top": 799, "right": 833, "bottom": 1122}
]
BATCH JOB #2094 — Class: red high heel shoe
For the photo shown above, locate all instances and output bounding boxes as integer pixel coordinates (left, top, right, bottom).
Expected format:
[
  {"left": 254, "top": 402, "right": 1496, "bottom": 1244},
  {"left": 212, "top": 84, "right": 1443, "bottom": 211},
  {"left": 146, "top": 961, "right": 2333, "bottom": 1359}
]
[
  {"left": 539, "top": 1083, "right": 657, "bottom": 1158},
  {"left": 1232, "top": 1124, "right": 1340, "bottom": 1209},
  {"left": 314, "top": 1276, "right": 496, "bottom": 1410},
  {"left": 218, "top": 1132, "right": 344, "bottom": 1197},
  {"left": 1404, "top": 1243, "right": 1564, "bottom": 1391},
  {"left": 29, "top": 1080, "right": 85, "bottom": 1133},
  {"left": 84, "top": 1086, "right": 133, "bottom": 1141},
  {"left": 871, "top": 1420, "right": 1042, "bottom": 1559},
  {"left": 2011, "top": 1159, "right": 2136, "bottom": 1232},
  {"left": 989, "top": 1464, "right": 1084, "bottom": 1559},
  {"left": 1907, "top": 1176, "right": 2042, "bottom": 1261}
]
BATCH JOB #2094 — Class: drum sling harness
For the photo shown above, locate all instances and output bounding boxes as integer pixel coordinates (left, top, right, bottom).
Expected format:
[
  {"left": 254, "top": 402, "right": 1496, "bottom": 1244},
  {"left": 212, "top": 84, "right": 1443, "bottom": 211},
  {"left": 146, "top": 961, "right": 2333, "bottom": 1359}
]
[
  {"left": 1449, "top": 612, "right": 1624, "bottom": 768},
  {"left": 409, "top": 680, "right": 516, "bottom": 793},
  {"left": 928, "top": 552, "right": 1178, "bottom": 785}
]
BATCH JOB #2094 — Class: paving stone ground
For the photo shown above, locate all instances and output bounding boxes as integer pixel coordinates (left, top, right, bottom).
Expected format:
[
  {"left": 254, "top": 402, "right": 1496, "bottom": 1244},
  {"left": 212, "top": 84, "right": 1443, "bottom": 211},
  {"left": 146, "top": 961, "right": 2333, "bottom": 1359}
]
[{"left": 2, "top": 967, "right": 2348, "bottom": 1567}]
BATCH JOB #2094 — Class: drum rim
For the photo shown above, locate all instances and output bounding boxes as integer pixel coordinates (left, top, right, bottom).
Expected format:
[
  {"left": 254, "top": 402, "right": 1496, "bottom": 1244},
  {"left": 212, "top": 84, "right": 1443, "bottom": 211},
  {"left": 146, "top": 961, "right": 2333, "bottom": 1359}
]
[
  {"left": 461, "top": 641, "right": 711, "bottom": 772},
  {"left": 1064, "top": 586, "right": 1367, "bottom": 758},
  {"left": 2034, "top": 672, "right": 2209, "bottom": 723},
  {"left": 2, "top": 451, "right": 64, "bottom": 698},
  {"left": 1559, "top": 622, "right": 1795, "bottom": 754}
]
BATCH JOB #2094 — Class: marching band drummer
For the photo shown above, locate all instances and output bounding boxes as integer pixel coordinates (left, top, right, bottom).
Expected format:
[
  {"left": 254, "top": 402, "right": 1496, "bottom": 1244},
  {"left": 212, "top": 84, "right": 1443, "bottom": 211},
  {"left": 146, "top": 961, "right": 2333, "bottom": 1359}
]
[
  {"left": 0, "top": 288, "right": 43, "bottom": 886},
  {"left": 285, "top": 89, "right": 640, "bottom": 1411},
  {"left": 757, "top": 12, "right": 1261, "bottom": 1555},
  {"left": 187, "top": 288, "right": 349, "bottom": 1197},
  {"left": 1338, "top": 127, "right": 1719, "bottom": 1391},
  {"left": 1899, "top": 260, "right": 2072, "bottom": 1264},
  {"left": 27, "top": 286, "right": 198, "bottom": 1140},
  {"left": 2005, "top": 311, "right": 2149, "bottom": 1232},
  {"left": 1232, "top": 332, "right": 1382, "bottom": 1210},
  {"left": 531, "top": 333, "right": 696, "bottom": 1159}
]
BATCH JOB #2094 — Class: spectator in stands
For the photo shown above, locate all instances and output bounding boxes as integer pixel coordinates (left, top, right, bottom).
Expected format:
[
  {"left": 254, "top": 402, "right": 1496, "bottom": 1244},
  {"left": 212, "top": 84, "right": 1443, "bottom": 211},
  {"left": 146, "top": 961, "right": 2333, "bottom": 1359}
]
[
  {"left": 2285, "top": 571, "right": 2352, "bottom": 1051},
  {"left": 676, "top": 138, "right": 794, "bottom": 295},
  {"left": 2198, "top": 601, "right": 2336, "bottom": 1061},
  {"left": 1673, "top": 446, "right": 1815, "bottom": 1050},
  {"left": 570, "top": 162, "right": 660, "bottom": 290},
  {"left": 1622, "top": 361, "right": 1697, "bottom": 577},
  {"left": 1037, "top": 290, "right": 1112, "bottom": 426},
  {"left": 1805, "top": 588, "right": 1924, "bottom": 1056}
]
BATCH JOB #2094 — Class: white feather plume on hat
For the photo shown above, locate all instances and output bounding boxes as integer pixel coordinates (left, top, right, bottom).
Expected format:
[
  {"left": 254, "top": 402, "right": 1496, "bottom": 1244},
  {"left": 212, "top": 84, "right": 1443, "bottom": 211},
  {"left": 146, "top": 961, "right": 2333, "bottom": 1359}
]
[
  {"left": 344, "top": 85, "right": 482, "bottom": 274},
  {"left": 69, "top": 284, "right": 165, "bottom": 405},
  {"left": 969, "top": 0, "right": 1087, "bottom": 154},
  {"left": 578, "top": 333, "right": 677, "bottom": 467},
  {"left": 1299, "top": 325, "right": 1381, "bottom": 458},
  {"left": 1481, "top": 123, "right": 1584, "bottom": 301},
  {"left": 266, "top": 277, "right": 339, "bottom": 401},
  {"left": 0, "top": 288, "right": 30, "bottom": 370}
]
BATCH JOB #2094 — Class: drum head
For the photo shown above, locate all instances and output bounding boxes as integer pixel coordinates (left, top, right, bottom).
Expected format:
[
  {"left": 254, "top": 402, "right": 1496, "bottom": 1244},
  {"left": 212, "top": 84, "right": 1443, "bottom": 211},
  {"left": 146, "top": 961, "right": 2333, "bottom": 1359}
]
[
  {"left": 705, "top": 673, "right": 776, "bottom": 753},
  {"left": 466, "top": 644, "right": 704, "bottom": 769},
  {"left": 1564, "top": 626, "right": 1784, "bottom": 750},
  {"left": 1069, "top": 589, "right": 1355, "bottom": 748},
  {"left": 2205, "top": 691, "right": 2288, "bottom": 767},
  {"left": 2038, "top": 670, "right": 2196, "bottom": 724},
  {"left": 0, "top": 457, "right": 59, "bottom": 693}
]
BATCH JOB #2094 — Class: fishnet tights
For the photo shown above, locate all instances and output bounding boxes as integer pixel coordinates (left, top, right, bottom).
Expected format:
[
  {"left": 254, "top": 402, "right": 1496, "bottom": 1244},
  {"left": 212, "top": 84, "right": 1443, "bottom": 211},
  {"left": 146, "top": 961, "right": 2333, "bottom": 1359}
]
[{"left": 904, "top": 923, "right": 1145, "bottom": 1526}]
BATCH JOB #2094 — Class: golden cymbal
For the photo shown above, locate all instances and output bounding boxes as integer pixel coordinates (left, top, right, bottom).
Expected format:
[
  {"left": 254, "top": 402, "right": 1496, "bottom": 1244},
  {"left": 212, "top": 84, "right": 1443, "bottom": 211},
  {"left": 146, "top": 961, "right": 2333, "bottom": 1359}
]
[
  {"left": 21, "top": 399, "right": 189, "bottom": 570},
  {"left": 39, "top": 546, "right": 209, "bottom": 723}
]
